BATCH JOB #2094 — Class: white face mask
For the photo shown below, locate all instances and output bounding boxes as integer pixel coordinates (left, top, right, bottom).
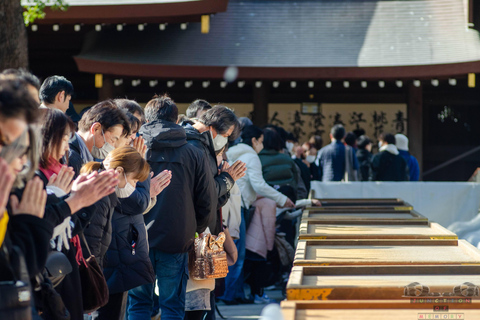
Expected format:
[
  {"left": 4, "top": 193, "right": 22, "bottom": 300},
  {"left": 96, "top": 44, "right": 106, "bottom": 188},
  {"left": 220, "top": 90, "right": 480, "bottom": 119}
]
[
  {"left": 91, "top": 129, "right": 115, "bottom": 160},
  {"left": 116, "top": 172, "right": 136, "bottom": 198},
  {"left": 306, "top": 155, "right": 316, "bottom": 164},
  {"left": 286, "top": 142, "right": 294, "bottom": 154},
  {"left": 211, "top": 130, "right": 228, "bottom": 152}
]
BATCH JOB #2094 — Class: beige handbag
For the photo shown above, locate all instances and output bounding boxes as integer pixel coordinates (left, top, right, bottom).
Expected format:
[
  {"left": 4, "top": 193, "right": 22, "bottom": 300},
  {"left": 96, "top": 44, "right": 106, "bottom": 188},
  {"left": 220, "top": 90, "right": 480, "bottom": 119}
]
[{"left": 191, "top": 232, "right": 229, "bottom": 280}]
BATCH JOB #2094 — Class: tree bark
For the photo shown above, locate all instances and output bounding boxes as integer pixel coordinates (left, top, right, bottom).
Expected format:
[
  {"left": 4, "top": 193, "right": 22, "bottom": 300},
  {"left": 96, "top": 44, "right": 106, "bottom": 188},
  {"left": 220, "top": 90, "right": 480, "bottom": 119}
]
[{"left": 0, "top": 0, "right": 29, "bottom": 71}]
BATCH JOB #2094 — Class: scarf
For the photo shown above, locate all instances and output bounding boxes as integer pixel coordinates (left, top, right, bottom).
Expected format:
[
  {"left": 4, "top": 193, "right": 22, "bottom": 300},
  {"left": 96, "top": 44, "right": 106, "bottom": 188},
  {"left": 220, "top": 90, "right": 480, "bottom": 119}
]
[{"left": 39, "top": 157, "right": 64, "bottom": 180}]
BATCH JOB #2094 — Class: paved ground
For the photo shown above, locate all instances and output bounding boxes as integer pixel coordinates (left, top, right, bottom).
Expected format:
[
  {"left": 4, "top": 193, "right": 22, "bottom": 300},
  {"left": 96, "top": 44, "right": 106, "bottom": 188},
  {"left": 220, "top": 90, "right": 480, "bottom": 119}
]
[{"left": 216, "top": 288, "right": 285, "bottom": 320}]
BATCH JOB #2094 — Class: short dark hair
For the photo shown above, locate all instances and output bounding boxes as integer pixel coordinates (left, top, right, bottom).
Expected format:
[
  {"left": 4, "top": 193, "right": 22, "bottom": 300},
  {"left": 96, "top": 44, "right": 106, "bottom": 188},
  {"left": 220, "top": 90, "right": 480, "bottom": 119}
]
[
  {"left": 0, "top": 78, "right": 39, "bottom": 123},
  {"left": 264, "top": 124, "right": 287, "bottom": 147},
  {"left": 115, "top": 98, "right": 145, "bottom": 124},
  {"left": 124, "top": 111, "right": 141, "bottom": 135},
  {"left": 309, "top": 135, "right": 323, "bottom": 150},
  {"left": 186, "top": 99, "right": 212, "bottom": 119},
  {"left": 344, "top": 132, "right": 357, "bottom": 147},
  {"left": 241, "top": 125, "right": 263, "bottom": 147},
  {"left": 331, "top": 124, "right": 346, "bottom": 140},
  {"left": 41, "top": 109, "right": 76, "bottom": 168},
  {"left": 144, "top": 94, "right": 178, "bottom": 123},
  {"left": 356, "top": 135, "right": 372, "bottom": 150},
  {"left": 199, "top": 105, "right": 239, "bottom": 141},
  {"left": 379, "top": 132, "right": 396, "bottom": 144},
  {"left": 39, "top": 75, "right": 74, "bottom": 104},
  {"left": 238, "top": 117, "right": 253, "bottom": 130},
  {"left": 78, "top": 100, "right": 130, "bottom": 136},
  {"left": 262, "top": 127, "right": 284, "bottom": 151},
  {"left": 1, "top": 68, "right": 41, "bottom": 90}
]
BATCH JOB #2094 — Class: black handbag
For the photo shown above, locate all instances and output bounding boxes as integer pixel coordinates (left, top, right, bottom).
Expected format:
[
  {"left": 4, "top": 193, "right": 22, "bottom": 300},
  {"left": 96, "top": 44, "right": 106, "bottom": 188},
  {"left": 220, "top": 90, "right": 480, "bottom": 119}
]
[
  {"left": 34, "top": 273, "right": 70, "bottom": 320},
  {"left": 240, "top": 195, "right": 255, "bottom": 231},
  {"left": 78, "top": 233, "right": 109, "bottom": 313},
  {"left": 0, "top": 245, "right": 32, "bottom": 320}
]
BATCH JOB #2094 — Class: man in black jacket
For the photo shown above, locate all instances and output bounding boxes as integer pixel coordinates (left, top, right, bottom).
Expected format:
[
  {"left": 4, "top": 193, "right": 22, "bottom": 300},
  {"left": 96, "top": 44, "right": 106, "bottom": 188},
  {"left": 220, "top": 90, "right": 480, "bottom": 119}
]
[
  {"left": 183, "top": 105, "right": 246, "bottom": 234},
  {"left": 128, "top": 95, "right": 216, "bottom": 320},
  {"left": 370, "top": 133, "right": 409, "bottom": 181}
]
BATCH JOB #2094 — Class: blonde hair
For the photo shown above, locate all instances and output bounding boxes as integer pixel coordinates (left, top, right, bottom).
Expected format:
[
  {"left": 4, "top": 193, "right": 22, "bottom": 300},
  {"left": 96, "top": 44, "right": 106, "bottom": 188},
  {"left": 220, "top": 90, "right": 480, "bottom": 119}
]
[{"left": 81, "top": 146, "right": 150, "bottom": 182}]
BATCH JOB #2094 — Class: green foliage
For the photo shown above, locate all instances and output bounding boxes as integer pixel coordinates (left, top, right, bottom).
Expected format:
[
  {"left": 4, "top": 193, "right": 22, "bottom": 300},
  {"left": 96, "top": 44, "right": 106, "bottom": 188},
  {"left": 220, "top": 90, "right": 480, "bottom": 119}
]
[{"left": 22, "top": 0, "right": 69, "bottom": 26}]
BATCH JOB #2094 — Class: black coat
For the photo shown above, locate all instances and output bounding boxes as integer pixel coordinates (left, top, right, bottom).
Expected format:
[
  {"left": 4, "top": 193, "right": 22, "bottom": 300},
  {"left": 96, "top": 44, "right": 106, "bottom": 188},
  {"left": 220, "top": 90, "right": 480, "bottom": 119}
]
[
  {"left": 370, "top": 150, "right": 409, "bottom": 181},
  {"left": 183, "top": 124, "right": 234, "bottom": 235},
  {"left": 356, "top": 149, "right": 373, "bottom": 182},
  {"left": 1, "top": 214, "right": 53, "bottom": 281},
  {"left": 103, "top": 178, "right": 155, "bottom": 294},
  {"left": 140, "top": 120, "right": 217, "bottom": 253},
  {"left": 68, "top": 133, "right": 87, "bottom": 179},
  {"left": 293, "top": 158, "right": 311, "bottom": 194},
  {"left": 81, "top": 193, "right": 118, "bottom": 268}
]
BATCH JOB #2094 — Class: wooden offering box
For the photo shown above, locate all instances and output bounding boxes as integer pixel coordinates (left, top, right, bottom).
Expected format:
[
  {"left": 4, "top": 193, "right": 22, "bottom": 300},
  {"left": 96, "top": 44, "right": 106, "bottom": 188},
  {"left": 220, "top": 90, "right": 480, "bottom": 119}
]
[
  {"left": 302, "top": 210, "right": 428, "bottom": 225},
  {"left": 317, "top": 198, "right": 410, "bottom": 207},
  {"left": 313, "top": 198, "right": 413, "bottom": 211},
  {"left": 281, "top": 300, "right": 480, "bottom": 320},
  {"left": 287, "top": 265, "right": 480, "bottom": 300},
  {"left": 294, "top": 240, "right": 480, "bottom": 266},
  {"left": 298, "top": 222, "right": 457, "bottom": 240}
]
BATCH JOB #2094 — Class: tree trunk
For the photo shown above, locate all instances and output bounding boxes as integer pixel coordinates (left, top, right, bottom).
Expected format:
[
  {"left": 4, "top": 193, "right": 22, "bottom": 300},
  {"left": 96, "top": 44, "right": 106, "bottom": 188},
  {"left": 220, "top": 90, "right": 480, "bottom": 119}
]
[{"left": 0, "top": 0, "right": 29, "bottom": 71}]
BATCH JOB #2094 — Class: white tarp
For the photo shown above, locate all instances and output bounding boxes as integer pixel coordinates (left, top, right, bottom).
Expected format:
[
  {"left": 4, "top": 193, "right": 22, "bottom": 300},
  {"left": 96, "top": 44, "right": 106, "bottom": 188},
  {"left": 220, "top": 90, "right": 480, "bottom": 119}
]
[{"left": 310, "top": 181, "right": 480, "bottom": 228}]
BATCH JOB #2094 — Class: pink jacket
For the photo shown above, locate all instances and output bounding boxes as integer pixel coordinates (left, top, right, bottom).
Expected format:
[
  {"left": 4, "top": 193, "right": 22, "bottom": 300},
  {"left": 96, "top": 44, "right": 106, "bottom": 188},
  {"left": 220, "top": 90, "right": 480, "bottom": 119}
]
[{"left": 245, "top": 197, "right": 277, "bottom": 259}]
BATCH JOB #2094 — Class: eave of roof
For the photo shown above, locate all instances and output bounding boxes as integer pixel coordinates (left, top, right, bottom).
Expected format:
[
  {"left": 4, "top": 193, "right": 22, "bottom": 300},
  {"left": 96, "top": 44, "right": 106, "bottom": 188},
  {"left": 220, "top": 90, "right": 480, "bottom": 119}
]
[
  {"left": 74, "top": 57, "right": 480, "bottom": 80},
  {"left": 33, "top": 0, "right": 228, "bottom": 24}
]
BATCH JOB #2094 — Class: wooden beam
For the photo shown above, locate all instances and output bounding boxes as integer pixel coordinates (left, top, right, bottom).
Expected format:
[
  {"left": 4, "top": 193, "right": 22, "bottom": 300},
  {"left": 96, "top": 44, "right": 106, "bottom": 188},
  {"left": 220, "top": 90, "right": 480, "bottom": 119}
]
[
  {"left": 407, "top": 84, "right": 423, "bottom": 177},
  {"left": 252, "top": 84, "right": 269, "bottom": 127}
]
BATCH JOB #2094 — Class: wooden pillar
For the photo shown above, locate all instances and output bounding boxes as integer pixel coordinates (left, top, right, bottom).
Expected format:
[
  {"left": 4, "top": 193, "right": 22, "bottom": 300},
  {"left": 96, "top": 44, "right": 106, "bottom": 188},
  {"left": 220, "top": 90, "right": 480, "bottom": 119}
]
[
  {"left": 252, "top": 83, "right": 270, "bottom": 127},
  {"left": 98, "top": 76, "right": 115, "bottom": 101},
  {"left": 407, "top": 83, "right": 423, "bottom": 177}
]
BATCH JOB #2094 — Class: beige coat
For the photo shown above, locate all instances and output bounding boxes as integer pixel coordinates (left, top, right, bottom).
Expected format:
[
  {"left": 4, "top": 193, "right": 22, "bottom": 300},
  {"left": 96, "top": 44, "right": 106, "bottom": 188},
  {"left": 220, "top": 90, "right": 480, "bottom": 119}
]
[{"left": 245, "top": 197, "right": 277, "bottom": 259}]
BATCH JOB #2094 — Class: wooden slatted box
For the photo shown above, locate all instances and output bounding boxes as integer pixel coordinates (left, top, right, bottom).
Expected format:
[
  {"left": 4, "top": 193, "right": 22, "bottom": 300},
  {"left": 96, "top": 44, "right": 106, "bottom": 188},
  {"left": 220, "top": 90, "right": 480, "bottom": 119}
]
[
  {"left": 298, "top": 222, "right": 457, "bottom": 240},
  {"left": 301, "top": 209, "right": 429, "bottom": 225},
  {"left": 287, "top": 265, "right": 480, "bottom": 300},
  {"left": 294, "top": 240, "right": 480, "bottom": 266},
  {"left": 281, "top": 300, "right": 480, "bottom": 320}
]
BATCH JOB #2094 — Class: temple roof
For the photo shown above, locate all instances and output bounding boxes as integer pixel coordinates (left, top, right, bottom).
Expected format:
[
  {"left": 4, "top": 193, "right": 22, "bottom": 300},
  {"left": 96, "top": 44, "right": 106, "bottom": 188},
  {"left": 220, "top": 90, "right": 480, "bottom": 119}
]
[{"left": 75, "top": 0, "right": 480, "bottom": 79}]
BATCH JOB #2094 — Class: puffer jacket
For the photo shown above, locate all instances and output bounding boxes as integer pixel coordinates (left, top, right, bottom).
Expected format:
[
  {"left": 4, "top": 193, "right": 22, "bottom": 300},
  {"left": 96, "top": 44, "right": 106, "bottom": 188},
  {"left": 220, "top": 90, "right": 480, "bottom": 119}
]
[
  {"left": 103, "top": 178, "right": 155, "bottom": 294},
  {"left": 258, "top": 149, "right": 299, "bottom": 191},
  {"left": 81, "top": 193, "right": 118, "bottom": 268},
  {"left": 245, "top": 197, "right": 276, "bottom": 259},
  {"left": 226, "top": 143, "right": 287, "bottom": 209}
]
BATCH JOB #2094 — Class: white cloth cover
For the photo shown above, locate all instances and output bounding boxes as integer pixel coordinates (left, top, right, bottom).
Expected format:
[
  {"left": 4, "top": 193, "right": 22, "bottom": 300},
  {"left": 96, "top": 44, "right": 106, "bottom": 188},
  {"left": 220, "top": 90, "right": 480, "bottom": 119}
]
[{"left": 311, "top": 181, "right": 480, "bottom": 228}]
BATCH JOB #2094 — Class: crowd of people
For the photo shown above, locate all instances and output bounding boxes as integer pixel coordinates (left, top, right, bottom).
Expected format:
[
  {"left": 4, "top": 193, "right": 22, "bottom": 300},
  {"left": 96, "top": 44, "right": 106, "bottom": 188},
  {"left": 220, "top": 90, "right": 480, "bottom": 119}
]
[
  {"left": 0, "top": 69, "right": 421, "bottom": 320},
  {"left": 307, "top": 124, "right": 420, "bottom": 183}
]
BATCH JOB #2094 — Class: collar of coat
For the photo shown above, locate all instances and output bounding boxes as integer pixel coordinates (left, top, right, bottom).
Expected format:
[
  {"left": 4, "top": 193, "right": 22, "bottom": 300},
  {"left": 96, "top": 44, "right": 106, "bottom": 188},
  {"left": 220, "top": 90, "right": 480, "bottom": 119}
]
[{"left": 379, "top": 144, "right": 399, "bottom": 155}]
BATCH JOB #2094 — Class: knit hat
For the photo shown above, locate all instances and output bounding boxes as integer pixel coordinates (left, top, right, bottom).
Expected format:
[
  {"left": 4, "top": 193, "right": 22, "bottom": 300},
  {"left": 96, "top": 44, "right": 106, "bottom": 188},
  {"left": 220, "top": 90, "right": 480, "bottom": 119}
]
[{"left": 395, "top": 134, "right": 409, "bottom": 151}]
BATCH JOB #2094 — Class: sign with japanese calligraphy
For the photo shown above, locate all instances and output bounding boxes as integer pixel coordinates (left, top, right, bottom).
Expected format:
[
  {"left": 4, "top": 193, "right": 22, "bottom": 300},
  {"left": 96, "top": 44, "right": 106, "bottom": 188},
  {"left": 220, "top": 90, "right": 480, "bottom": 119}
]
[{"left": 268, "top": 103, "right": 407, "bottom": 143}]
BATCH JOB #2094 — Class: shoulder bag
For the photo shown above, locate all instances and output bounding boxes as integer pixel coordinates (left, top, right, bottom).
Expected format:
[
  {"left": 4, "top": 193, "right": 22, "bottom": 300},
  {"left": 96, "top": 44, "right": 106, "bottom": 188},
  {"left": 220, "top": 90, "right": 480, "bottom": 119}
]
[{"left": 78, "top": 233, "right": 109, "bottom": 313}]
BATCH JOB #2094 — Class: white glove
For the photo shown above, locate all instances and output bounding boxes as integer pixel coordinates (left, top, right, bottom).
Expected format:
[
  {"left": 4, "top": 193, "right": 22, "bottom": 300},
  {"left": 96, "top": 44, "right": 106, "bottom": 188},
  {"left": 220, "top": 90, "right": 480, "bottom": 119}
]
[{"left": 51, "top": 216, "right": 73, "bottom": 251}]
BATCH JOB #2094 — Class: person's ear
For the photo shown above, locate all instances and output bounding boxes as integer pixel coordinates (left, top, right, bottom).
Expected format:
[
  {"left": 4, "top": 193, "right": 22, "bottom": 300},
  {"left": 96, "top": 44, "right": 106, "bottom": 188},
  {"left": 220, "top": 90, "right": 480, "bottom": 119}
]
[
  {"left": 115, "top": 166, "right": 124, "bottom": 175},
  {"left": 90, "top": 122, "right": 101, "bottom": 134},
  {"left": 57, "top": 91, "right": 65, "bottom": 103}
]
